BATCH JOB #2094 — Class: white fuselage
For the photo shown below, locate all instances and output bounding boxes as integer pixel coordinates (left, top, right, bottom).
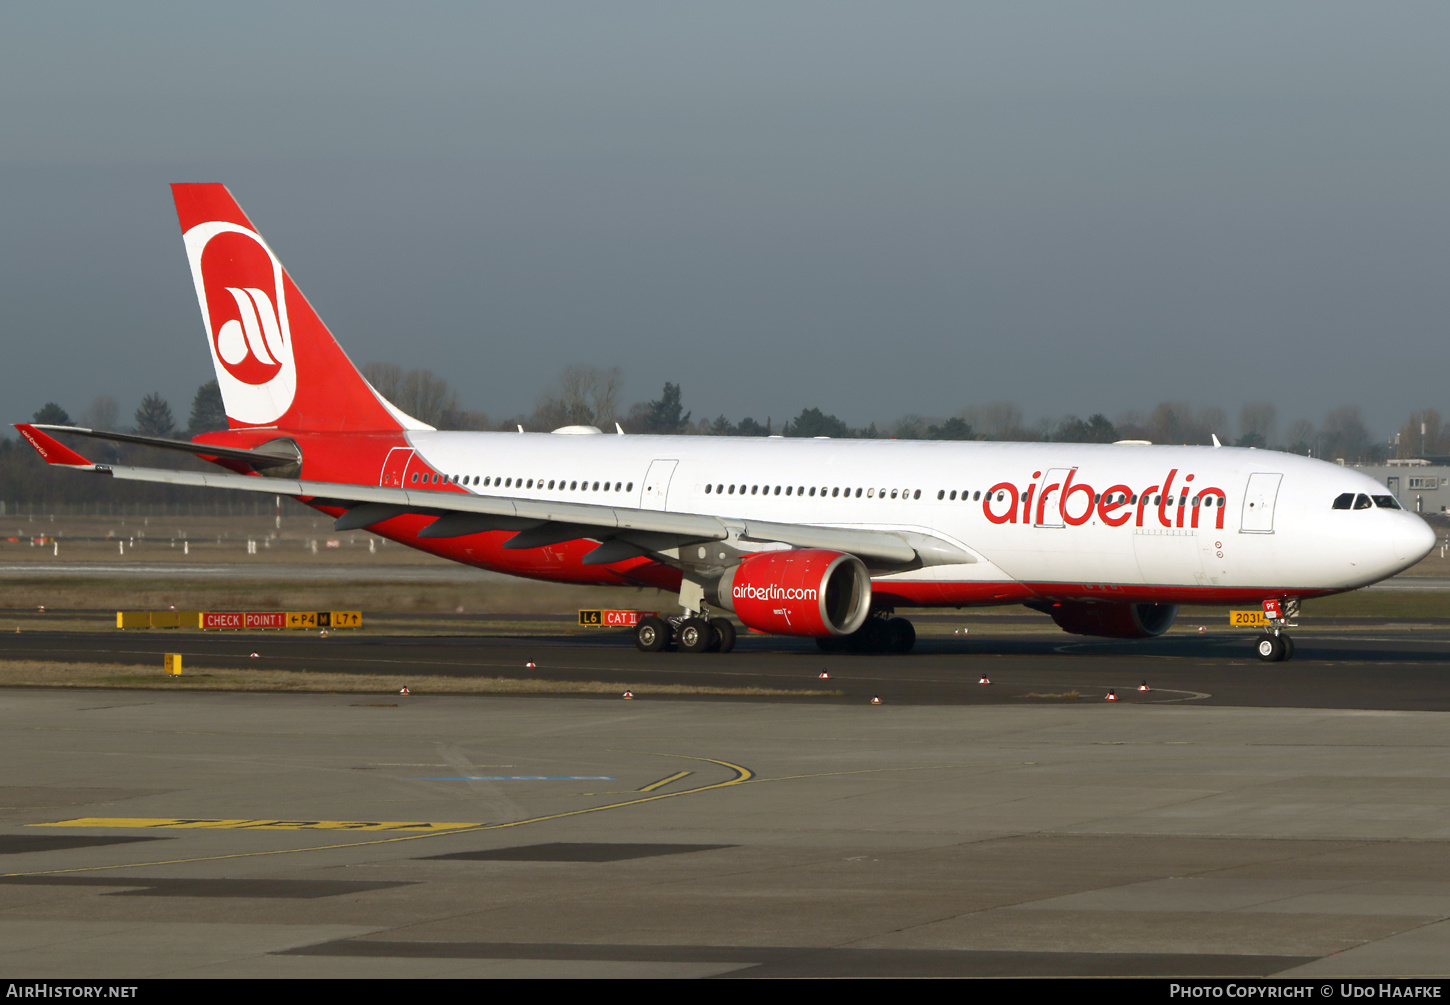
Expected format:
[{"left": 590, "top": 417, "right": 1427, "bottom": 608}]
[{"left": 397, "top": 431, "right": 1434, "bottom": 600}]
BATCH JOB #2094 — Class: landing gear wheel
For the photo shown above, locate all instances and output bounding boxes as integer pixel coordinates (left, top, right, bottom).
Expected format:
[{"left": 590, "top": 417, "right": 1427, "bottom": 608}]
[
  {"left": 1280, "top": 634, "right": 1294, "bottom": 661},
  {"left": 635, "top": 615, "right": 670, "bottom": 652},
  {"left": 677, "top": 617, "right": 712, "bottom": 654},
  {"left": 885, "top": 617, "right": 916, "bottom": 654},
  {"left": 712, "top": 619, "right": 736, "bottom": 654},
  {"left": 847, "top": 618, "right": 886, "bottom": 654},
  {"left": 1254, "top": 633, "right": 1286, "bottom": 662}
]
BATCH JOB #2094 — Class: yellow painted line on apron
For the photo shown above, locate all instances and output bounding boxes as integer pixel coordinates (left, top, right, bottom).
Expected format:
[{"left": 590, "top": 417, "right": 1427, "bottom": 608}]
[
  {"left": 637, "top": 771, "right": 692, "bottom": 792},
  {"left": 31, "top": 818, "right": 480, "bottom": 833},
  {"left": 8, "top": 754, "right": 751, "bottom": 878}
]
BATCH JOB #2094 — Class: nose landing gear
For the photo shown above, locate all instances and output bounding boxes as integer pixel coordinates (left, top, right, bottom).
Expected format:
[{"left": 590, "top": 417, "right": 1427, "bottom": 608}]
[{"left": 1253, "top": 598, "right": 1298, "bottom": 662}]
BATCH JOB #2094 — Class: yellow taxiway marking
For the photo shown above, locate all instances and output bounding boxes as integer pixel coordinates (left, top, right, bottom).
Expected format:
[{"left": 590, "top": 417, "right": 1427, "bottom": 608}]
[
  {"left": 32, "top": 818, "right": 479, "bottom": 833},
  {"left": 637, "top": 771, "right": 692, "bottom": 792},
  {"left": 9, "top": 754, "right": 752, "bottom": 878}
]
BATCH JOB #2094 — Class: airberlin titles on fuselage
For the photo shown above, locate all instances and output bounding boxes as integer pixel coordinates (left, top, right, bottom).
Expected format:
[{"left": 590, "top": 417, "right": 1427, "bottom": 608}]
[{"left": 984, "top": 468, "right": 1227, "bottom": 530}]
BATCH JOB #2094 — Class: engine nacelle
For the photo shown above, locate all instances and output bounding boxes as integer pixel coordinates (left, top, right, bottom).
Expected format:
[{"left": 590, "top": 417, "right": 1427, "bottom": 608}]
[
  {"left": 1036, "top": 600, "right": 1178, "bottom": 639},
  {"left": 716, "top": 549, "right": 872, "bottom": 637}
]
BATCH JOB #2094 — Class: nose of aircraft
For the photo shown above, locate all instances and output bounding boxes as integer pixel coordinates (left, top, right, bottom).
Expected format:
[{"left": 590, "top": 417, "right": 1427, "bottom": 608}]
[{"left": 1396, "top": 515, "right": 1438, "bottom": 565}]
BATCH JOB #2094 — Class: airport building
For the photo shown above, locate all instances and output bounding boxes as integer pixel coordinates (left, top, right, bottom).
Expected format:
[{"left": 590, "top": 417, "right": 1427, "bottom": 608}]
[{"left": 1351, "top": 459, "right": 1450, "bottom": 514}]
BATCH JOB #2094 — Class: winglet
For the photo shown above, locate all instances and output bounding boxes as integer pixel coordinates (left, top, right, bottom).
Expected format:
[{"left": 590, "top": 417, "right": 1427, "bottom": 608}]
[{"left": 14, "top": 424, "right": 98, "bottom": 467}]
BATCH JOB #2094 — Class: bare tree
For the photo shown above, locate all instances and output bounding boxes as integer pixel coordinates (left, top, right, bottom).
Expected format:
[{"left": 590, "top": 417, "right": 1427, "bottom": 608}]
[
  {"left": 1318, "top": 406, "right": 1371, "bottom": 462},
  {"left": 1145, "top": 402, "right": 1212, "bottom": 445},
  {"left": 958, "top": 401, "right": 1029, "bottom": 440},
  {"left": 361, "top": 362, "right": 463, "bottom": 428},
  {"left": 535, "top": 365, "right": 624, "bottom": 429},
  {"left": 1199, "top": 407, "right": 1229, "bottom": 443},
  {"left": 1284, "top": 419, "right": 1316, "bottom": 456},
  {"left": 1396, "top": 409, "right": 1445, "bottom": 459},
  {"left": 1239, "top": 401, "right": 1277, "bottom": 447},
  {"left": 79, "top": 396, "right": 120, "bottom": 431},
  {"left": 361, "top": 362, "right": 405, "bottom": 403}
]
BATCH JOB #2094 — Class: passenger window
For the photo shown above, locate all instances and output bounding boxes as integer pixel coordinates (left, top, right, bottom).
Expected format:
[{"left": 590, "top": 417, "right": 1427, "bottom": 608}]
[
  {"left": 831, "top": 487, "right": 839, "bottom": 497},
  {"left": 890, "top": 489, "right": 898, "bottom": 499},
  {"left": 728, "top": 484, "right": 735, "bottom": 494},
  {"left": 1373, "top": 495, "right": 1401, "bottom": 509},
  {"left": 705, "top": 484, "right": 712, "bottom": 494},
  {"left": 752, "top": 485, "right": 758, "bottom": 495},
  {"left": 1332, "top": 492, "right": 1353, "bottom": 510},
  {"left": 855, "top": 488, "right": 862, "bottom": 498},
  {"left": 913, "top": 490, "right": 921, "bottom": 500},
  {"left": 809, "top": 487, "right": 816, "bottom": 497},
  {"left": 785, "top": 486, "right": 793, "bottom": 496},
  {"left": 1354, "top": 494, "right": 1373, "bottom": 510},
  {"left": 938, "top": 490, "right": 945, "bottom": 500}
]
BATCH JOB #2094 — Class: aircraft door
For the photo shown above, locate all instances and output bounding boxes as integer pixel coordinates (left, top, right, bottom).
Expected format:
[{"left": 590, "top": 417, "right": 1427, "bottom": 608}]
[
  {"left": 1034, "top": 468, "right": 1071, "bottom": 528},
  {"left": 380, "top": 447, "right": 415, "bottom": 487},
  {"left": 1240, "top": 473, "right": 1282, "bottom": 534},
  {"left": 641, "top": 459, "right": 679, "bottom": 511}
]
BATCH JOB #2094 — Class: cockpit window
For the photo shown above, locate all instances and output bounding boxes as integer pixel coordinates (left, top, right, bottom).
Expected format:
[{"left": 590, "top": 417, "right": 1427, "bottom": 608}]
[
  {"left": 1373, "top": 495, "right": 1402, "bottom": 510},
  {"left": 1332, "top": 492, "right": 1354, "bottom": 510},
  {"left": 1354, "top": 493, "right": 1373, "bottom": 510}
]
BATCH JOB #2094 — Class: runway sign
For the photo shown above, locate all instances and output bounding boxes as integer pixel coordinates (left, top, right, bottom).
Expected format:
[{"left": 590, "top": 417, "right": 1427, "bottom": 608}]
[
  {"left": 579, "top": 609, "right": 657, "bottom": 627},
  {"left": 115, "top": 611, "right": 365, "bottom": 630}
]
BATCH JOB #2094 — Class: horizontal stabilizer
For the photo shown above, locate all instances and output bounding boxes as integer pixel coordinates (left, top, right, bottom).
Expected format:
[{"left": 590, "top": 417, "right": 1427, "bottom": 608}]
[
  {"left": 14, "top": 424, "right": 96, "bottom": 467},
  {"left": 31, "top": 425, "right": 299, "bottom": 469}
]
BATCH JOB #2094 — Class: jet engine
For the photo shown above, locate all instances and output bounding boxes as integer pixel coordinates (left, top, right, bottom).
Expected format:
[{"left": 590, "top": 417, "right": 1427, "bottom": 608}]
[
  {"left": 1035, "top": 599, "right": 1178, "bottom": 639},
  {"left": 715, "top": 549, "right": 872, "bottom": 637}
]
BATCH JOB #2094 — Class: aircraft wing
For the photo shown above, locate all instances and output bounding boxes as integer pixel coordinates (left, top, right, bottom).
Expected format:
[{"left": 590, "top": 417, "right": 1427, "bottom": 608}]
[{"left": 15, "top": 424, "right": 969, "bottom": 568}]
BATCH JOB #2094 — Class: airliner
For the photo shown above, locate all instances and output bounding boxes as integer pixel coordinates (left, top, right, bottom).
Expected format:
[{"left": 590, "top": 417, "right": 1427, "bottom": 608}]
[{"left": 15, "top": 184, "right": 1436, "bottom": 661}]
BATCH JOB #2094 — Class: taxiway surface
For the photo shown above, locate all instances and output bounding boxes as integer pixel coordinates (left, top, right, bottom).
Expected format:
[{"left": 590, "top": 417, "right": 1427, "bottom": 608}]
[{"left": 0, "top": 619, "right": 1449, "bottom": 977}]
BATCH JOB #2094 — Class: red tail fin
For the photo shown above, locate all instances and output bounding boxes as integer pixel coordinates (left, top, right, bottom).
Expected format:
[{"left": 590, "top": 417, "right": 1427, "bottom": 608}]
[{"left": 171, "top": 184, "right": 428, "bottom": 433}]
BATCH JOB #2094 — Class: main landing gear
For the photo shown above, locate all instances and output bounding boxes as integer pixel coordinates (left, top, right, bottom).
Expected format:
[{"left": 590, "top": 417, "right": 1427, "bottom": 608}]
[
  {"left": 634, "top": 612, "right": 736, "bottom": 654},
  {"left": 816, "top": 613, "right": 916, "bottom": 654}
]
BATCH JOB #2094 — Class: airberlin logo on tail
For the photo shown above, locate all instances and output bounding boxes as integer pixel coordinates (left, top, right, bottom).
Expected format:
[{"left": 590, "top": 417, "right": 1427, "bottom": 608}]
[{"left": 182, "top": 221, "right": 297, "bottom": 425}]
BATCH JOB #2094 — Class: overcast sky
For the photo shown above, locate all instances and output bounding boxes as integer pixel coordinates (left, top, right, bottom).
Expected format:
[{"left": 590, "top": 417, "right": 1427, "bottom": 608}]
[{"left": 2, "top": 2, "right": 1447, "bottom": 438}]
